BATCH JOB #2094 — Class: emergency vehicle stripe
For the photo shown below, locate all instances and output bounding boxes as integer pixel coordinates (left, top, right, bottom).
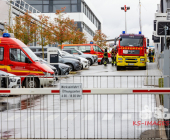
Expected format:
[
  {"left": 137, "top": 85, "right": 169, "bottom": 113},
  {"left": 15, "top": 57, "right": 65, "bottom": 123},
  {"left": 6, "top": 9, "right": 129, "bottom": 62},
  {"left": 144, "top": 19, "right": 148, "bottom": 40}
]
[
  {"left": 133, "top": 90, "right": 170, "bottom": 93},
  {"left": 0, "top": 66, "right": 43, "bottom": 74}
]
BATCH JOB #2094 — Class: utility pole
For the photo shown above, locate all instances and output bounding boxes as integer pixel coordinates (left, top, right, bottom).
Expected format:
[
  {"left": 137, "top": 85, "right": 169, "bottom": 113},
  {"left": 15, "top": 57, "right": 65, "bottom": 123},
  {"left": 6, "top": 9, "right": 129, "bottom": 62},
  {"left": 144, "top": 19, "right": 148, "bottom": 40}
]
[
  {"left": 139, "top": 0, "right": 142, "bottom": 32},
  {"left": 121, "top": 5, "right": 130, "bottom": 33}
]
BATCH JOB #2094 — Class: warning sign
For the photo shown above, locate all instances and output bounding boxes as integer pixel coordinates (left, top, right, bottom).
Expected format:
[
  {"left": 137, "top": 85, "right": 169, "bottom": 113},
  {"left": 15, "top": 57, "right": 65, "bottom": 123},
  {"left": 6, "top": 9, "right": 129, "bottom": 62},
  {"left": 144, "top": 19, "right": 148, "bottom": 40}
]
[{"left": 60, "top": 83, "right": 82, "bottom": 100}]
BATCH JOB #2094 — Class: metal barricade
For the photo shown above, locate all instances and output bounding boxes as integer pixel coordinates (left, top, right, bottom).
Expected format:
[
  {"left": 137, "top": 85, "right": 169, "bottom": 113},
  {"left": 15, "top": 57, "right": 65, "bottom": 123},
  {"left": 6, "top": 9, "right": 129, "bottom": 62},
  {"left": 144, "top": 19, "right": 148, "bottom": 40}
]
[
  {"left": 0, "top": 88, "right": 169, "bottom": 139},
  {"left": 0, "top": 75, "right": 169, "bottom": 89}
]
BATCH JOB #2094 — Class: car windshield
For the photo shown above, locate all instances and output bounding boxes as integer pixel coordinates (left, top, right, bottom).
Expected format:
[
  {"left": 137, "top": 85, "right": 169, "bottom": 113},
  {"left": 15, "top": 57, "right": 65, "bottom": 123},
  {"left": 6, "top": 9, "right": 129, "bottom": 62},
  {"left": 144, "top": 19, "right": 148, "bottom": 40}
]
[
  {"left": 76, "top": 50, "right": 83, "bottom": 55},
  {"left": 120, "top": 36, "right": 143, "bottom": 47},
  {"left": 62, "top": 51, "right": 74, "bottom": 56},
  {"left": 23, "top": 47, "right": 39, "bottom": 61}
]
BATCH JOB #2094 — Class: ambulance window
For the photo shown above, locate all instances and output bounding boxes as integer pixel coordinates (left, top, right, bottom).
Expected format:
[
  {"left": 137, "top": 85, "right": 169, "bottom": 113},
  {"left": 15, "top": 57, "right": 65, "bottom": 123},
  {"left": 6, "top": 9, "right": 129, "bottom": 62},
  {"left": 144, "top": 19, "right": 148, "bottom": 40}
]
[
  {"left": 10, "top": 49, "right": 27, "bottom": 63},
  {"left": 79, "top": 46, "right": 91, "bottom": 53},
  {"left": 93, "top": 46, "right": 103, "bottom": 52},
  {"left": 0, "top": 47, "right": 4, "bottom": 60},
  {"left": 98, "top": 47, "right": 103, "bottom": 52}
]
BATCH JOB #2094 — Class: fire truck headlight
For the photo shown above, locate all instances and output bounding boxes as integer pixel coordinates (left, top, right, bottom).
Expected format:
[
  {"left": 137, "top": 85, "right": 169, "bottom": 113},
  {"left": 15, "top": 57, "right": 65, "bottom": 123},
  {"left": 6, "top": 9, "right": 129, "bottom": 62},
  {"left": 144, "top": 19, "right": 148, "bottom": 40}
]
[
  {"left": 140, "top": 58, "right": 145, "bottom": 61},
  {"left": 118, "top": 58, "right": 123, "bottom": 60}
]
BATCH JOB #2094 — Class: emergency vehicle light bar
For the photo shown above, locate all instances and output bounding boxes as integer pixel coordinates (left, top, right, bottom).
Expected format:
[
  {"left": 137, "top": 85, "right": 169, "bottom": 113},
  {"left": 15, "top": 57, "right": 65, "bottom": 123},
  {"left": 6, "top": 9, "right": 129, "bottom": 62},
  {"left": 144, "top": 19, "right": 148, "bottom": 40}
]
[{"left": 3, "top": 33, "right": 10, "bottom": 38}]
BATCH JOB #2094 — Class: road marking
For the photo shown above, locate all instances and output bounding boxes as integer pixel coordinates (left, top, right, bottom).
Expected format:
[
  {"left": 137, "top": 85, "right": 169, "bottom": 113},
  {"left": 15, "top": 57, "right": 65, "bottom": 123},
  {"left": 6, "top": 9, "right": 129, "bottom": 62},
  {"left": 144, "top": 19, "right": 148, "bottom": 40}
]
[
  {"left": 63, "top": 115, "right": 77, "bottom": 120},
  {"left": 25, "top": 115, "right": 40, "bottom": 120},
  {"left": 122, "top": 114, "right": 132, "bottom": 120},
  {"left": 102, "top": 114, "right": 113, "bottom": 120},
  {"left": 83, "top": 115, "right": 94, "bottom": 120},
  {"left": 45, "top": 115, "right": 59, "bottom": 120},
  {"left": 6, "top": 115, "right": 23, "bottom": 121}
]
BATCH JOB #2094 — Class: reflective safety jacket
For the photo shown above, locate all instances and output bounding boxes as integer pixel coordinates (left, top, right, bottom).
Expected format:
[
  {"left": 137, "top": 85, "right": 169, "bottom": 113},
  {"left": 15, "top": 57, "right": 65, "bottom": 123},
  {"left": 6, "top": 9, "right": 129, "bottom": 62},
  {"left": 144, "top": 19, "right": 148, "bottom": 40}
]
[
  {"left": 103, "top": 52, "right": 108, "bottom": 58},
  {"left": 111, "top": 50, "right": 117, "bottom": 57}
]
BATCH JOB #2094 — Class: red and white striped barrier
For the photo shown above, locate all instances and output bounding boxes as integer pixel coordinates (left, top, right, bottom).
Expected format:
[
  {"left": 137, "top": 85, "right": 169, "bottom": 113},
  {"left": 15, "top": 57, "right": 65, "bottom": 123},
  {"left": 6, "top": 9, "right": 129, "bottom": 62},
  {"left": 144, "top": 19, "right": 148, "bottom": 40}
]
[{"left": 0, "top": 88, "right": 170, "bottom": 95}]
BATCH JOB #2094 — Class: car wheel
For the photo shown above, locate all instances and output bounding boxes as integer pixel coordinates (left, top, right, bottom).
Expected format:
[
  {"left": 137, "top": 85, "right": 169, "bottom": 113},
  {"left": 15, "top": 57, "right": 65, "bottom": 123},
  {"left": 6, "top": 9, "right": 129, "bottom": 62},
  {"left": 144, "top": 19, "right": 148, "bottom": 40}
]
[
  {"left": 101, "top": 58, "right": 104, "bottom": 64},
  {"left": 87, "top": 58, "right": 92, "bottom": 65},
  {"left": 25, "top": 77, "right": 39, "bottom": 88},
  {"left": 58, "top": 69, "right": 61, "bottom": 75},
  {"left": 66, "top": 64, "right": 74, "bottom": 71}
]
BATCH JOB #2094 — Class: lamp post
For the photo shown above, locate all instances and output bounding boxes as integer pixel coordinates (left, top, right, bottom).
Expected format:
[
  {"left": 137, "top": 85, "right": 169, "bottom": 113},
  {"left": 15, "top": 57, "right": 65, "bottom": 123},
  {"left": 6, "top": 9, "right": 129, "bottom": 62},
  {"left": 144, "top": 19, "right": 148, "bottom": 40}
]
[{"left": 121, "top": 5, "right": 130, "bottom": 33}]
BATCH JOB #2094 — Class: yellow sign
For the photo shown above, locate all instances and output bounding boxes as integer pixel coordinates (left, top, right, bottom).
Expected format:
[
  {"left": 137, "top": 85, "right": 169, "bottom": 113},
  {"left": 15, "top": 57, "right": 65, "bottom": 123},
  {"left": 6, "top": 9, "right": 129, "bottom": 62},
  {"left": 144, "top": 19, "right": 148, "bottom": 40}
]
[{"left": 120, "top": 47, "right": 143, "bottom": 50}]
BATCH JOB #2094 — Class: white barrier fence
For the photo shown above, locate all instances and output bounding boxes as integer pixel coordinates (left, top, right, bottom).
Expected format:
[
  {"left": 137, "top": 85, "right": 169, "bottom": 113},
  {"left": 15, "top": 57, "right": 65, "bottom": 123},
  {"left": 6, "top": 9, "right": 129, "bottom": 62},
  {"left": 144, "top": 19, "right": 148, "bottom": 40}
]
[
  {"left": 0, "top": 88, "right": 169, "bottom": 139},
  {"left": 0, "top": 75, "right": 168, "bottom": 88}
]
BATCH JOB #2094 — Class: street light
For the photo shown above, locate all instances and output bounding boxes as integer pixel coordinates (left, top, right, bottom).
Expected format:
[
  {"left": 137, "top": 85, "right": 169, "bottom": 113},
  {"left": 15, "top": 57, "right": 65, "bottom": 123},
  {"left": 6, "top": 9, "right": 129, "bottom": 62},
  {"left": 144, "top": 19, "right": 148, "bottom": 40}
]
[{"left": 121, "top": 5, "right": 130, "bottom": 33}]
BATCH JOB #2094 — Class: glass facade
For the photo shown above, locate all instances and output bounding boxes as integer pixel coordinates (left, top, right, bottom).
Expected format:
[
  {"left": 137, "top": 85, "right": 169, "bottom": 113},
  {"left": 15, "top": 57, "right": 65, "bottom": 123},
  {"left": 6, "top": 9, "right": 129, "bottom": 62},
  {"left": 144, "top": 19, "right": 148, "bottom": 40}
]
[
  {"left": 25, "top": 0, "right": 80, "bottom": 13},
  {"left": 23, "top": 0, "right": 101, "bottom": 38},
  {"left": 81, "top": 1, "right": 101, "bottom": 30}
]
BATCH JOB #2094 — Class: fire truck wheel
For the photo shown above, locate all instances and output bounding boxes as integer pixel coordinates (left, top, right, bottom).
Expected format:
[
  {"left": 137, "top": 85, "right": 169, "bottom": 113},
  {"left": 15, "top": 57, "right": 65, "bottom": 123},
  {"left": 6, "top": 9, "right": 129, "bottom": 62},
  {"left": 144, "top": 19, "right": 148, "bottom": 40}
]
[
  {"left": 143, "top": 66, "right": 146, "bottom": 70},
  {"left": 24, "top": 77, "right": 40, "bottom": 88},
  {"left": 117, "top": 66, "right": 121, "bottom": 71}
]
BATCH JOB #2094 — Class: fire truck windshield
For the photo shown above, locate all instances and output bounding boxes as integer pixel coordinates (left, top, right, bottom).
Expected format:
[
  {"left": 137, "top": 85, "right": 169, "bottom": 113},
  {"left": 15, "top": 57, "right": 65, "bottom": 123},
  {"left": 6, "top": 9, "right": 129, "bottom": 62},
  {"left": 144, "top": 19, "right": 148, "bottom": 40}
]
[{"left": 120, "top": 36, "right": 143, "bottom": 47}]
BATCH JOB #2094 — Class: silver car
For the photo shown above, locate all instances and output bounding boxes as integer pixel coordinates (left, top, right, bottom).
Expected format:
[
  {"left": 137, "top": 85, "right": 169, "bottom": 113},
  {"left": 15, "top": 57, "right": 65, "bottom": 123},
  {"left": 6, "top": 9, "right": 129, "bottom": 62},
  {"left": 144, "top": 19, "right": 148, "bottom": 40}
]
[{"left": 63, "top": 48, "right": 98, "bottom": 65}]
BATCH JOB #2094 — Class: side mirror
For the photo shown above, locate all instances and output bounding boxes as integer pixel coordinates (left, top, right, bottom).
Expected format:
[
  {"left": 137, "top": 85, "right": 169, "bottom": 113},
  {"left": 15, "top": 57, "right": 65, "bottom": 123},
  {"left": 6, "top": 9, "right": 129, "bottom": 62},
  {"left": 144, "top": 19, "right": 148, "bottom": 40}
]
[{"left": 25, "top": 57, "right": 31, "bottom": 63}]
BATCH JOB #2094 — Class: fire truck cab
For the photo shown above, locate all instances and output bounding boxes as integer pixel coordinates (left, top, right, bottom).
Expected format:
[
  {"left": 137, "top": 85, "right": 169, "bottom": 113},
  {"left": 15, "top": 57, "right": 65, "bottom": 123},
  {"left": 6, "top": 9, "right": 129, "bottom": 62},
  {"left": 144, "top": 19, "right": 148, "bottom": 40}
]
[{"left": 116, "top": 31, "right": 147, "bottom": 70}]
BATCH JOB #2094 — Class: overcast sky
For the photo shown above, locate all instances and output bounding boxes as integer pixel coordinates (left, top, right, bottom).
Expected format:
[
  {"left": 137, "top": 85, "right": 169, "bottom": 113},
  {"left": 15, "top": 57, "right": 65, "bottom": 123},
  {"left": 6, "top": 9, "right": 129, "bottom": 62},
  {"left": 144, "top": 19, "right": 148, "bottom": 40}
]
[{"left": 88, "top": 0, "right": 160, "bottom": 45}]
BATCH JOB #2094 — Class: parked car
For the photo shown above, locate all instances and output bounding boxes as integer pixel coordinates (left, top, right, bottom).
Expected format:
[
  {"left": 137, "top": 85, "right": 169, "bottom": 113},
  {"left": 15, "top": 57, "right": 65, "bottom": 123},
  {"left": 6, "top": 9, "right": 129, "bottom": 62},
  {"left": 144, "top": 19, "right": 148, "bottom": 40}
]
[
  {"left": 63, "top": 48, "right": 98, "bottom": 65},
  {"left": 0, "top": 33, "right": 55, "bottom": 88},
  {"left": 0, "top": 70, "right": 20, "bottom": 88},
  {"left": 38, "top": 58, "right": 71, "bottom": 75},
  {"left": 61, "top": 43, "right": 105, "bottom": 64},
  {"left": 37, "top": 57, "right": 58, "bottom": 75},
  {"left": 61, "top": 51, "right": 89, "bottom": 69},
  {"left": 59, "top": 56, "right": 81, "bottom": 71},
  {"left": 34, "top": 52, "right": 81, "bottom": 71}
]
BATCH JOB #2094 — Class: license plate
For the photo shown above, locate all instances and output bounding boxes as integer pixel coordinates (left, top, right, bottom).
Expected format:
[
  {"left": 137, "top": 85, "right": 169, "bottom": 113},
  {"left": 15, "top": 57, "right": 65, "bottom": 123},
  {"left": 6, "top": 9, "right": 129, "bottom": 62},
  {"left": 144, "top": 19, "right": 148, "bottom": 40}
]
[{"left": 128, "top": 63, "right": 134, "bottom": 66}]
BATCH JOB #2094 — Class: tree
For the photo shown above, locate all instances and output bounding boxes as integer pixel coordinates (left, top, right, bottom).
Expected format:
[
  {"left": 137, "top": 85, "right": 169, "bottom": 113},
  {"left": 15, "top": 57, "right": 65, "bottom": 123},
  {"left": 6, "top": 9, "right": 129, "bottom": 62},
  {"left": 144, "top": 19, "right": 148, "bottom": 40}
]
[
  {"left": 38, "top": 14, "right": 53, "bottom": 59},
  {"left": 70, "top": 30, "right": 87, "bottom": 44},
  {"left": 53, "top": 7, "right": 83, "bottom": 48},
  {"left": 93, "top": 30, "right": 107, "bottom": 49},
  {"left": 7, "top": 11, "right": 38, "bottom": 45}
]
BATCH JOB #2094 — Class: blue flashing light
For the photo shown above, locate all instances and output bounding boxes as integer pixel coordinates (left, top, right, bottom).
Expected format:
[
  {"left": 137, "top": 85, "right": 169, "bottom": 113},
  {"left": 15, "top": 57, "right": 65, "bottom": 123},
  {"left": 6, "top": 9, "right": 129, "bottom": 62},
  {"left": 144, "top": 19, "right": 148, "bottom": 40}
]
[
  {"left": 122, "top": 31, "right": 125, "bottom": 34},
  {"left": 3, "top": 33, "right": 10, "bottom": 38},
  {"left": 90, "top": 41, "right": 93, "bottom": 44},
  {"left": 139, "top": 31, "right": 142, "bottom": 35}
]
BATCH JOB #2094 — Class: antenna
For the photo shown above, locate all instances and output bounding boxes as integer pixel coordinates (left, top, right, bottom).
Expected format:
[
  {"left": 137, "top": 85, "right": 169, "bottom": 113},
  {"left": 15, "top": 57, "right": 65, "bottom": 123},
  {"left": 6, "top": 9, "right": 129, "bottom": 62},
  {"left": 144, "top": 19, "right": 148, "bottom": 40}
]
[{"left": 139, "top": 0, "right": 142, "bottom": 32}]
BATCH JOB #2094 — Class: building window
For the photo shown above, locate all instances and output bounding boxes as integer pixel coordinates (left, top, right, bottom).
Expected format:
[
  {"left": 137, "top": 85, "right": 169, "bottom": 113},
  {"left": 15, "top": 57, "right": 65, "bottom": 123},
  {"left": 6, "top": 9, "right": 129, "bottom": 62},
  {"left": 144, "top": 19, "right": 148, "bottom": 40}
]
[
  {"left": 71, "top": 0, "right": 77, "bottom": 4},
  {"left": 43, "top": 0, "right": 49, "bottom": 4},
  {"left": 72, "top": 5, "right": 77, "bottom": 12},
  {"left": 53, "top": 1, "right": 70, "bottom": 4},
  {"left": 53, "top": 5, "right": 71, "bottom": 12},
  {"left": 25, "top": 0, "right": 42, "bottom": 4},
  {"left": 32, "top": 5, "right": 42, "bottom": 12},
  {"left": 43, "top": 5, "right": 49, "bottom": 12}
]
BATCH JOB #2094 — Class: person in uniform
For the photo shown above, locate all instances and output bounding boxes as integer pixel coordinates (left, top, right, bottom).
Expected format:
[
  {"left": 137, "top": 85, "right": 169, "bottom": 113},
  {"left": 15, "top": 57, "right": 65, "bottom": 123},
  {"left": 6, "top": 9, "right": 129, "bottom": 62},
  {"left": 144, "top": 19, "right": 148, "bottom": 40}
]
[
  {"left": 148, "top": 49, "right": 152, "bottom": 62},
  {"left": 111, "top": 47, "right": 117, "bottom": 66},
  {"left": 103, "top": 48, "right": 108, "bottom": 65}
]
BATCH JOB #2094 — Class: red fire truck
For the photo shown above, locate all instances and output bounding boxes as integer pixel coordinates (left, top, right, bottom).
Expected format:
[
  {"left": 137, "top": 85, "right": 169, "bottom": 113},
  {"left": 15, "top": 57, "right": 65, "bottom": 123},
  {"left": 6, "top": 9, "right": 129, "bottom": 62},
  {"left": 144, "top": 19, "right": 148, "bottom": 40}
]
[{"left": 116, "top": 31, "right": 147, "bottom": 70}]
